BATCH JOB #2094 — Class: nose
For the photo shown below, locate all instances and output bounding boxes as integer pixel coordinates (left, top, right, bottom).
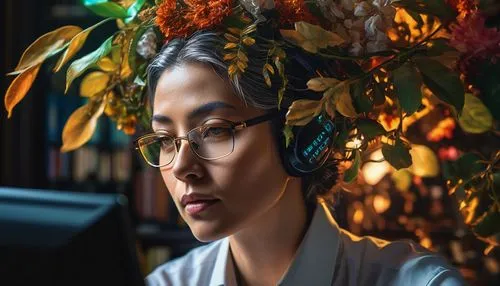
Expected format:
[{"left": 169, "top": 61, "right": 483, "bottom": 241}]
[{"left": 171, "top": 138, "right": 204, "bottom": 182}]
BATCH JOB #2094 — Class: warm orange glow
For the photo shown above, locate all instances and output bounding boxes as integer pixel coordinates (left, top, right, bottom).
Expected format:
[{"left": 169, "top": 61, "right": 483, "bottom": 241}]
[
  {"left": 353, "top": 208, "right": 364, "bottom": 224},
  {"left": 420, "top": 237, "right": 433, "bottom": 249},
  {"left": 362, "top": 149, "right": 392, "bottom": 185},
  {"left": 373, "top": 194, "right": 391, "bottom": 214},
  {"left": 388, "top": 8, "right": 443, "bottom": 45}
]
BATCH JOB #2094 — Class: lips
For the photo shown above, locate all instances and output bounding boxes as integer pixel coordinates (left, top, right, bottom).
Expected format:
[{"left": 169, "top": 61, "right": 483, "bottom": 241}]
[{"left": 181, "top": 193, "right": 220, "bottom": 215}]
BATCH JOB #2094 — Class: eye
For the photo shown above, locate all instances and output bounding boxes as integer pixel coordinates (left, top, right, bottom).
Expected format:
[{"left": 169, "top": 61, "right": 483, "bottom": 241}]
[
  {"left": 203, "top": 126, "right": 230, "bottom": 137},
  {"left": 156, "top": 135, "right": 175, "bottom": 152},
  {"left": 200, "top": 125, "right": 232, "bottom": 141}
]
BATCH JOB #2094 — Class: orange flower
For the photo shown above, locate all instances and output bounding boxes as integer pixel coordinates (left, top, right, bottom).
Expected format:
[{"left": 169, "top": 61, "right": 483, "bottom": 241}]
[
  {"left": 156, "top": 0, "right": 233, "bottom": 42},
  {"left": 185, "top": 0, "right": 233, "bottom": 30},
  {"left": 156, "top": 0, "right": 192, "bottom": 41},
  {"left": 274, "top": 0, "right": 320, "bottom": 27}
]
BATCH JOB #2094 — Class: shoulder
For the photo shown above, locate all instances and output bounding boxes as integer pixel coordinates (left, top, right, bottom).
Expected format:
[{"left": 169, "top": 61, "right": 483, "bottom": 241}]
[
  {"left": 144, "top": 239, "right": 223, "bottom": 286},
  {"left": 392, "top": 254, "right": 466, "bottom": 285},
  {"left": 337, "top": 230, "right": 465, "bottom": 285}
]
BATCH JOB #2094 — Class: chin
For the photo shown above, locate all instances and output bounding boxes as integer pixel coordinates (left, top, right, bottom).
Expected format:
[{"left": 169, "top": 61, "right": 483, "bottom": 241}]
[{"left": 188, "top": 219, "right": 234, "bottom": 242}]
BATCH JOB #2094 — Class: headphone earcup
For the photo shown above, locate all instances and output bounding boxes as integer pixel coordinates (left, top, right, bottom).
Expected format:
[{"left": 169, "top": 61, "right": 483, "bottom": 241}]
[{"left": 272, "top": 113, "right": 336, "bottom": 177}]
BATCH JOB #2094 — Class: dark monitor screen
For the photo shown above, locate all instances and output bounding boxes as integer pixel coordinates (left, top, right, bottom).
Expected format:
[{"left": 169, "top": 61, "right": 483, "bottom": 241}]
[{"left": 0, "top": 187, "right": 145, "bottom": 286}]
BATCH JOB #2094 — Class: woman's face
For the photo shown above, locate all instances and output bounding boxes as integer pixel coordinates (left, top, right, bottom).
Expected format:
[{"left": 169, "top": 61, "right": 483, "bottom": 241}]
[{"left": 152, "top": 62, "right": 290, "bottom": 242}]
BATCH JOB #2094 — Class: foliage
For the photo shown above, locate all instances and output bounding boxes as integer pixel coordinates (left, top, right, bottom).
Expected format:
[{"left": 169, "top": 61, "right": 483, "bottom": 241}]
[{"left": 3, "top": 0, "right": 500, "bottom": 250}]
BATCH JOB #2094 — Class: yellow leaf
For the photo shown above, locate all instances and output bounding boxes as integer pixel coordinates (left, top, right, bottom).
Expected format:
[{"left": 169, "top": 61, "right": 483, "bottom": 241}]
[
  {"left": 120, "top": 33, "right": 134, "bottom": 79},
  {"left": 295, "top": 21, "right": 345, "bottom": 48},
  {"left": 97, "top": 57, "right": 118, "bottom": 72},
  {"left": 228, "top": 27, "right": 242, "bottom": 35},
  {"left": 12, "top": 26, "right": 82, "bottom": 74},
  {"left": 263, "top": 69, "right": 272, "bottom": 87},
  {"left": 236, "top": 60, "right": 247, "bottom": 72},
  {"left": 285, "top": 99, "right": 322, "bottom": 126},
  {"left": 237, "top": 50, "right": 249, "bottom": 63},
  {"left": 61, "top": 100, "right": 105, "bottom": 152},
  {"left": 408, "top": 144, "right": 439, "bottom": 177},
  {"left": 280, "top": 29, "right": 310, "bottom": 51},
  {"left": 281, "top": 22, "right": 345, "bottom": 53},
  {"left": 53, "top": 19, "right": 110, "bottom": 73},
  {"left": 264, "top": 63, "right": 275, "bottom": 75},
  {"left": 224, "top": 42, "right": 238, "bottom": 49},
  {"left": 4, "top": 64, "right": 42, "bottom": 118},
  {"left": 334, "top": 84, "right": 357, "bottom": 117},
  {"left": 224, "top": 53, "right": 237, "bottom": 61},
  {"left": 242, "top": 24, "right": 257, "bottom": 35},
  {"left": 80, "top": 71, "right": 110, "bottom": 97},
  {"left": 228, "top": 64, "right": 238, "bottom": 77},
  {"left": 324, "top": 100, "right": 336, "bottom": 119},
  {"left": 307, "top": 77, "right": 341, "bottom": 92},
  {"left": 224, "top": 33, "right": 239, "bottom": 43},
  {"left": 242, "top": 37, "right": 256, "bottom": 46}
]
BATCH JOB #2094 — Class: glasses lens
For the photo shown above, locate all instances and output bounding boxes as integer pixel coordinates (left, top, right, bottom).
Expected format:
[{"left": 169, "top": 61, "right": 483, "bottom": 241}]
[
  {"left": 188, "top": 123, "right": 235, "bottom": 160},
  {"left": 138, "top": 134, "right": 175, "bottom": 167}
]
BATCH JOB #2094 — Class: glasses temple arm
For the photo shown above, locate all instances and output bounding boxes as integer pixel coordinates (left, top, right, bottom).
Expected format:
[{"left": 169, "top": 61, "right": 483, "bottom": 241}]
[{"left": 240, "top": 112, "right": 281, "bottom": 128}]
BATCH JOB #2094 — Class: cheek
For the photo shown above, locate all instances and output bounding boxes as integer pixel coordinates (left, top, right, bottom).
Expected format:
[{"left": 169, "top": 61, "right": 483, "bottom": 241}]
[{"left": 214, "top": 127, "right": 288, "bottom": 210}]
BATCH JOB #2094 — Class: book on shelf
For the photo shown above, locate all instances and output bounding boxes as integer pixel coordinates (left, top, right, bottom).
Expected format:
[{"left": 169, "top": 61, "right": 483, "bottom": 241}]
[{"left": 134, "top": 168, "right": 170, "bottom": 222}]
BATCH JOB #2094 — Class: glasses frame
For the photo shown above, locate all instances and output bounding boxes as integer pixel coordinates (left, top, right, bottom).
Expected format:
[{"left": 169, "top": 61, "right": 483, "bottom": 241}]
[{"left": 134, "top": 112, "right": 279, "bottom": 168}]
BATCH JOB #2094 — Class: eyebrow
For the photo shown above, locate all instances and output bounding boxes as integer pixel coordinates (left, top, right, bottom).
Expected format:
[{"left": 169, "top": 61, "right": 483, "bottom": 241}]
[{"left": 152, "top": 101, "right": 237, "bottom": 125}]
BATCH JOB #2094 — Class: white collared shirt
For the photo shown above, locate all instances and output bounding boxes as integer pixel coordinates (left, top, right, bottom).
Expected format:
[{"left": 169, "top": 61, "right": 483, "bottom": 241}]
[{"left": 145, "top": 202, "right": 466, "bottom": 286}]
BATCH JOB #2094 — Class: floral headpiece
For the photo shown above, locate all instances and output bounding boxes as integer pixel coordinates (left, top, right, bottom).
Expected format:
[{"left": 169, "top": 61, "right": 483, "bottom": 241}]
[{"left": 3, "top": 0, "right": 500, "bottom": 248}]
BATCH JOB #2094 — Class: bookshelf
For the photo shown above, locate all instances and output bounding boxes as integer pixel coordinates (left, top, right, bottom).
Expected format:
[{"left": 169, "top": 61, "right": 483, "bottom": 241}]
[{"left": 1, "top": 0, "right": 201, "bottom": 277}]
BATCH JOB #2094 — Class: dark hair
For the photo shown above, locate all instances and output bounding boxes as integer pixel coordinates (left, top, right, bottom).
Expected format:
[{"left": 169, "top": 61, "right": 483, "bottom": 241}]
[{"left": 146, "top": 30, "right": 339, "bottom": 202}]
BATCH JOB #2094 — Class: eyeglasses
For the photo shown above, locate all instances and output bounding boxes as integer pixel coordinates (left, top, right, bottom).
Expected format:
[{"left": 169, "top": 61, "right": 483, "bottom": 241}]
[{"left": 134, "top": 113, "right": 278, "bottom": 168}]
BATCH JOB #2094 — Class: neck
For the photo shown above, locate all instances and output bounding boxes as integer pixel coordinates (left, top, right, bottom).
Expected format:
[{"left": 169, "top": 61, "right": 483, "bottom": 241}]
[{"left": 228, "top": 177, "right": 308, "bottom": 286}]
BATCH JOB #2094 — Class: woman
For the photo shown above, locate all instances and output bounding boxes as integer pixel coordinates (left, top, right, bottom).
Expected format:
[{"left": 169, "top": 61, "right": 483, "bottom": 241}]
[{"left": 135, "top": 2, "right": 465, "bottom": 285}]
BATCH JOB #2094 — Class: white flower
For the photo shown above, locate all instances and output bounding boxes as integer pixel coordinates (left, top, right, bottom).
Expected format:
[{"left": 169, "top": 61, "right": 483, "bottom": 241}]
[
  {"left": 239, "top": 0, "right": 274, "bottom": 21},
  {"left": 364, "top": 14, "right": 384, "bottom": 38},
  {"left": 350, "top": 42, "right": 364, "bottom": 56},
  {"left": 341, "top": 0, "right": 355, "bottom": 11},
  {"left": 354, "top": 1, "right": 374, "bottom": 17},
  {"left": 366, "top": 31, "right": 390, "bottom": 53}
]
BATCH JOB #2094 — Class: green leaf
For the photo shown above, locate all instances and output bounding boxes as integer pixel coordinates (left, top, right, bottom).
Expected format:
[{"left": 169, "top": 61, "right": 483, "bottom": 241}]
[
  {"left": 446, "top": 153, "right": 485, "bottom": 183},
  {"left": 458, "top": 93, "right": 493, "bottom": 134},
  {"left": 65, "top": 36, "right": 114, "bottom": 93},
  {"left": 372, "top": 79, "right": 386, "bottom": 106},
  {"left": 382, "top": 139, "right": 412, "bottom": 170},
  {"left": 425, "top": 38, "right": 455, "bottom": 57},
  {"left": 408, "top": 144, "right": 439, "bottom": 177},
  {"left": 134, "top": 75, "right": 146, "bottom": 86},
  {"left": 351, "top": 80, "right": 373, "bottom": 113},
  {"left": 468, "top": 61, "right": 500, "bottom": 120},
  {"left": 414, "top": 57, "right": 465, "bottom": 113},
  {"left": 344, "top": 150, "right": 361, "bottom": 183},
  {"left": 333, "top": 125, "right": 350, "bottom": 151},
  {"left": 283, "top": 125, "right": 294, "bottom": 148},
  {"left": 125, "top": 0, "right": 146, "bottom": 23},
  {"left": 357, "top": 118, "right": 386, "bottom": 140},
  {"left": 393, "top": 62, "right": 423, "bottom": 115},
  {"left": 53, "top": 18, "right": 112, "bottom": 73},
  {"left": 473, "top": 210, "right": 500, "bottom": 237},
  {"left": 83, "top": 0, "right": 129, "bottom": 18}
]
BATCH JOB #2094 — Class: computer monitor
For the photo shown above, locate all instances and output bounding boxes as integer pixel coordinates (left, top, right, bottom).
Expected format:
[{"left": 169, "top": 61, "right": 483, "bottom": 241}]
[{"left": 0, "top": 187, "right": 145, "bottom": 286}]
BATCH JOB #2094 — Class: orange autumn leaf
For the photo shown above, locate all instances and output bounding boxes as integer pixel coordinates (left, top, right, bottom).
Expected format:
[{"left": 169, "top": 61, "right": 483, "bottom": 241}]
[
  {"left": 61, "top": 100, "right": 105, "bottom": 152},
  {"left": 10, "top": 26, "right": 82, "bottom": 74},
  {"left": 4, "top": 64, "right": 42, "bottom": 118},
  {"left": 54, "top": 19, "right": 111, "bottom": 73}
]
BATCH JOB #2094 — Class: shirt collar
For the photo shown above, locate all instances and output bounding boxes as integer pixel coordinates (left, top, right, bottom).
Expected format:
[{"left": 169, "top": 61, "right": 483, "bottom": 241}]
[
  {"left": 277, "top": 200, "right": 340, "bottom": 285},
  {"left": 210, "top": 200, "right": 340, "bottom": 286}
]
